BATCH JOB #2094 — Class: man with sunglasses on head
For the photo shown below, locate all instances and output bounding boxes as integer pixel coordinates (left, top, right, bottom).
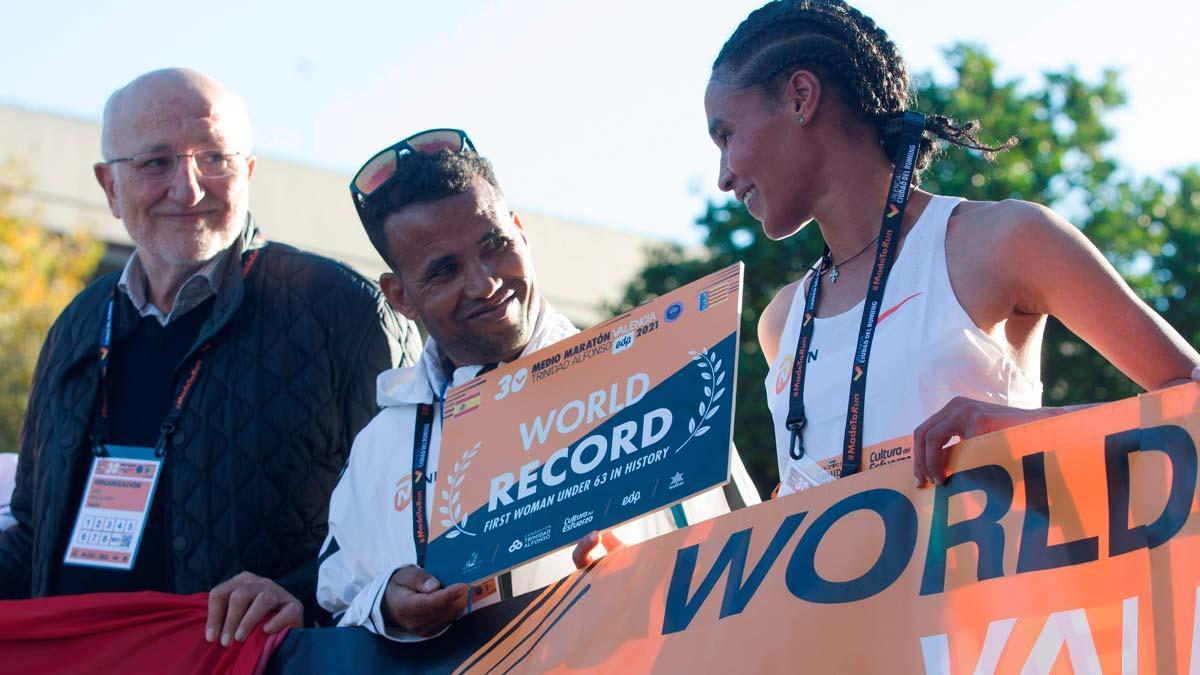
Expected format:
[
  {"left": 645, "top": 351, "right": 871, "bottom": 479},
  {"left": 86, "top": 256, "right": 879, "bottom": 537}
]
[
  {"left": 0, "top": 69, "right": 421, "bottom": 645},
  {"left": 317, "top": 129, "right": 758, "bottom": 640}
]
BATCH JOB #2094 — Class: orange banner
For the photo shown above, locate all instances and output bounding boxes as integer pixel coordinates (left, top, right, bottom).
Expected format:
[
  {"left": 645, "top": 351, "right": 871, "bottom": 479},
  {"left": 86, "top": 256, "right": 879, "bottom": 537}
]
[{"left": 456, "top": 383, "right": 1200, "bottom": 673}]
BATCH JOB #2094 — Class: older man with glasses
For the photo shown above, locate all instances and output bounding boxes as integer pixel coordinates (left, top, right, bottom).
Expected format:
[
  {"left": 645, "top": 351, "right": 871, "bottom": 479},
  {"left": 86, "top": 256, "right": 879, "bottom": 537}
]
[{"left": 0, "top": 68, "right": 421, "bottom": 646}]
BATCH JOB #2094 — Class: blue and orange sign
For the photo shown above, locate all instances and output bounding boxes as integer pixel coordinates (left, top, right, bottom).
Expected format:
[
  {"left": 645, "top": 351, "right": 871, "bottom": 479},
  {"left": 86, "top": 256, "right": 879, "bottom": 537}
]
[{"left": 428, "top": 264, "right": 744, "bottom": 586}]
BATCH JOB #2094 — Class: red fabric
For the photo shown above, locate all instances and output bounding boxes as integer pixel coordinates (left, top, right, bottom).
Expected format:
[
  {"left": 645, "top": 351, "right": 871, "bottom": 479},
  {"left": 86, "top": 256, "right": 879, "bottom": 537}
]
[{"left": 0, "top": 591, "right": 288, "bottom": 675}]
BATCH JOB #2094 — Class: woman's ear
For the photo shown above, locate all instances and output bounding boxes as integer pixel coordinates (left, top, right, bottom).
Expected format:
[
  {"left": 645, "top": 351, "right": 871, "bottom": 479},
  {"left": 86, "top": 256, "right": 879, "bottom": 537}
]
[{"left": 785, "top": 69, "right": 823, "bottom": 124}]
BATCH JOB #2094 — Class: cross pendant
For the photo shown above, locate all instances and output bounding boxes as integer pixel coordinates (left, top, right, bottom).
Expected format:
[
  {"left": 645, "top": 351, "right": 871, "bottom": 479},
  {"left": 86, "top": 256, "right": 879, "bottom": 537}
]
[{"left": 828, "top": 265, "right": 840, "bottom": 283}]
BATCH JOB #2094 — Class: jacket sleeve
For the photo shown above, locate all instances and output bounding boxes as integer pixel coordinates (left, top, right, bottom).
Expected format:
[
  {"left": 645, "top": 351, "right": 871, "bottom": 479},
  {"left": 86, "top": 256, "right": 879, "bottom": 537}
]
[
  {"left": 316, "top": 432, "right": 442, "bottom": 643},
  {"left": 268, "top": 288, "right": 418, "bottom": 623},
  {"left": 318, "top": 538, "right": 434, "bottom": 643},
  {"left": 342, "top": 290, "right": 421, "bottom": 452},
  {"left": 0, "top": 321, "right": 58, "bottom": 598}
]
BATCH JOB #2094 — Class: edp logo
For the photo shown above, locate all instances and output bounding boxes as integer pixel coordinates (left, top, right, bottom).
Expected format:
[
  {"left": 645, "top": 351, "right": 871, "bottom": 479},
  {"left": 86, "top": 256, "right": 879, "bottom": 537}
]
[{"left": 613, "top": 333, "right": 635, "bottom": 354}]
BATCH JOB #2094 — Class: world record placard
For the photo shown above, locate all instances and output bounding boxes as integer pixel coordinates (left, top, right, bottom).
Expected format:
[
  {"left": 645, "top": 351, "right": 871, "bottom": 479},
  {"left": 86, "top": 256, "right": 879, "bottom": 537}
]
[{"left": 425, "top": 263, "right": 743, "bottom": 586}]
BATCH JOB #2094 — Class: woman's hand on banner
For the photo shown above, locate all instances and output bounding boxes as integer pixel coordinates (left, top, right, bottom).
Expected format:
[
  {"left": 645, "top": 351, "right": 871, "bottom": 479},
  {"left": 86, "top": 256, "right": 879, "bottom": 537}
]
[
  {"left": 572, "top": 530, "right": 626, "bottom": 569},
  {"left": 206, "top": 571, "right": 303, "bottom": 646},
  {"left": 383, "top": 565, "right": 469, "bottom": 637},
  {"left": 913, "top": 397, "right": 1060, "bottom": 488},
  {"left": 913, "top": 372, "right": 1200, "bottom": 487}
]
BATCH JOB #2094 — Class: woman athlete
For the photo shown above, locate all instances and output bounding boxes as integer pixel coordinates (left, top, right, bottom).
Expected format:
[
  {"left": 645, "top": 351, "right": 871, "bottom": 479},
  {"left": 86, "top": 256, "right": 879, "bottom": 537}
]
[{"left": 703, "top": 0, "right": 1200, "bottom": 495}]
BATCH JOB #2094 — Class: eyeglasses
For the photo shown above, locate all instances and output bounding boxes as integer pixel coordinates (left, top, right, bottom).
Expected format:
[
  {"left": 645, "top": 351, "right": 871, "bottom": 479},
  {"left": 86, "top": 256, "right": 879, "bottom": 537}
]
[
  {"left": 349, "top": 128, "right": 475, "bottom": 213},
  {"left": 106, "top": 150, "right": 245, "bottom": 182}
]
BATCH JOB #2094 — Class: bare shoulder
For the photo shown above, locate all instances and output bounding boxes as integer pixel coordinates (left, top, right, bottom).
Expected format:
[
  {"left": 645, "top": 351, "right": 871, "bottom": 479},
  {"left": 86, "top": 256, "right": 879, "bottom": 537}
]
[
  {"left": 948, "top": 198, "right": 1076, "bottom": 254},
  {"left": 759, "top": 279, "right": 803, "bottom": 365},
  {"left": 947, "top": 197, "right": 1098, "bottom": 318}
]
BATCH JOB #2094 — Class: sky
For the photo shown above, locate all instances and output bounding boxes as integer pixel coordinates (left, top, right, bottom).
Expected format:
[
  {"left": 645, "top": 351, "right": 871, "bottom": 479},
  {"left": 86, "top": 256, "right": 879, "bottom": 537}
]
[{"left": 1, "top": 0, "right": 1197, "bottom": 243}]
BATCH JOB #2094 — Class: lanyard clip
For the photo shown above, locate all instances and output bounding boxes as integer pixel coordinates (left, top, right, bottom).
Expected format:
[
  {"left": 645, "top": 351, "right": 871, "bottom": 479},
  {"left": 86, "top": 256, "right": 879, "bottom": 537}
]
[
  {"left": 155, "top": 422, "right": 176, "bottom": 458},
  {"left": 785, "top": 416, "right": 806, "bottom": 460},
  {"left": 788, "top": 431, "right": 805, "bottom": 461}
]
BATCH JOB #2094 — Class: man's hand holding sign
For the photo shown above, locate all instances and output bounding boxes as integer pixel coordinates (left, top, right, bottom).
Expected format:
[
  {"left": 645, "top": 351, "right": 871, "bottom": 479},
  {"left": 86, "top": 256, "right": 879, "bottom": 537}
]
[
  {"left": 572, "top": 530, "right": 626, "bottom": 568},
  {"left": 383, "top": 566, "right": 469, "bottom": 637}
]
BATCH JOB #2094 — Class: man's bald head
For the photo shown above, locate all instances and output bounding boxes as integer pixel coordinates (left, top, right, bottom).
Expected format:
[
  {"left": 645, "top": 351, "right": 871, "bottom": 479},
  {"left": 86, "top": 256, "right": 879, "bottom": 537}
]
[
  {"left": 101, "top": 68, "right": 252, "bottom": 159},
  {"left": 93, "top": 68, "right": 257, "bottom": 281}
]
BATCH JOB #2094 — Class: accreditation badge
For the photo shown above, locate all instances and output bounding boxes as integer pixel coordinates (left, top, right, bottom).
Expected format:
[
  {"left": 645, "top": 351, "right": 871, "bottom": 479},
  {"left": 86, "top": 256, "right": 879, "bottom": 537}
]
[
  {"left": 780, "top": 436, "right": 915, "bottom": 496},
  {"left": 62, "top": 445, "right": 162, "bottom": 570},
  {"left": 781, "top": 454, "right": 838, "bottom": 494}
]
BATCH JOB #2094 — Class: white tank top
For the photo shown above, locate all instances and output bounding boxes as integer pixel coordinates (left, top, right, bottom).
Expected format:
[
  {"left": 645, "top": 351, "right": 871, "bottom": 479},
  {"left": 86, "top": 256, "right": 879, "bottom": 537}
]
[{"left": 765, "top": 195, "right": 1042, "bottom": 495}]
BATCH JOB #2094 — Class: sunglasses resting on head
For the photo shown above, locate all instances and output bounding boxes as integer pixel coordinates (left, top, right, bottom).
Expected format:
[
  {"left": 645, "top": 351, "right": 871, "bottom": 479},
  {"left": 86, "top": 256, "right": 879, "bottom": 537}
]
[{"left": 349, "top": 128, "right": 475, "bottom": 217}]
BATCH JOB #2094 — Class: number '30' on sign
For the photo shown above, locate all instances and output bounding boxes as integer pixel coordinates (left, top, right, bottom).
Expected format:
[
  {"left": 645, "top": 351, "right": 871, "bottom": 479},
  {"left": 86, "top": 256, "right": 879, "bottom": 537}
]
[{"left": 495, "top": 368, "right": 529, "bottom": 401}]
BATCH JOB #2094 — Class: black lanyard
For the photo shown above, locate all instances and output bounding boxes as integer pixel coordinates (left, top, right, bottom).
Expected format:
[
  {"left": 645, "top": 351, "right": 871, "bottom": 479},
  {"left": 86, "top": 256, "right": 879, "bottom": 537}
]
[
  {"left": 93, "top": 237, "right": 266, "bottom": 458},
  {"left": 410, "top": 402, "right": 436, "bottom": 568},
  {"left": 785, "top": 111, "right": 927, "bottom": 477}
]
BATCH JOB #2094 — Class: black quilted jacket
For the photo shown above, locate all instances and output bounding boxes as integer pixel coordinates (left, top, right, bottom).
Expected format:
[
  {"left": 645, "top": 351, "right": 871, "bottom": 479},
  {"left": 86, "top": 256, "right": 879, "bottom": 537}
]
[{"left": 0, "top": 222, "right": 421, "bottom": 621}]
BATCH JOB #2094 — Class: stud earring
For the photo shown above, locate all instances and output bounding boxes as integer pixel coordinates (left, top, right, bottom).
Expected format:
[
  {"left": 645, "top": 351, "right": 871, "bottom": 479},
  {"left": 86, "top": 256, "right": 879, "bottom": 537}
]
[{"left": 797, "top": 114, "right": 806, "bottom": 126}]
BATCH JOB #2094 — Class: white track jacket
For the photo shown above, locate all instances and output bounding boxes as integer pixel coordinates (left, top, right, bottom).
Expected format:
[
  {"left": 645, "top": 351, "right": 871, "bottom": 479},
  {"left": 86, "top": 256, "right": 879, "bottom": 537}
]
[{"left": 317, "top": 302, "right": 757, "bottom": 641}]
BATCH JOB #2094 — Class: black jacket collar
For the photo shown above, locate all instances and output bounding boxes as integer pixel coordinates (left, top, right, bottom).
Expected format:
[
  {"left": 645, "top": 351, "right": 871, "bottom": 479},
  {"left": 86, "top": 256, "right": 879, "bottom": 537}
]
[{"left": 59, "top": 214, "right": 267, "bottom": 378}]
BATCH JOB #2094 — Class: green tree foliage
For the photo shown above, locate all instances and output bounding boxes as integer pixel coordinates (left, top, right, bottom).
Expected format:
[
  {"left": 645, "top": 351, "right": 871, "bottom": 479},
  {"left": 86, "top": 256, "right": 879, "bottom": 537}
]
[
  {"left": 608, "top": 44, "right": 1200, "bottom": 496},
  {"left": 0, "top": 163, "right": 102, "bottom": 454}
]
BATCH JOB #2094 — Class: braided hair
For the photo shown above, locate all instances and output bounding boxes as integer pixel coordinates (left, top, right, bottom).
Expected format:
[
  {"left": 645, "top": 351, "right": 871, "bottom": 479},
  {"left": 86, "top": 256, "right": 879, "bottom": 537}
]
[{"left": 712, "top": 0, "right": 1014, "bottom": 180}]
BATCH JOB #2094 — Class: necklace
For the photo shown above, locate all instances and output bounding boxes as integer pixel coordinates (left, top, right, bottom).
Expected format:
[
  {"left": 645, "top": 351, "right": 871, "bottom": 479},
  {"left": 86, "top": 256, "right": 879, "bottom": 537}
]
[{"left": 825, "top": 234, "right": 881, "bottom": 283}]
